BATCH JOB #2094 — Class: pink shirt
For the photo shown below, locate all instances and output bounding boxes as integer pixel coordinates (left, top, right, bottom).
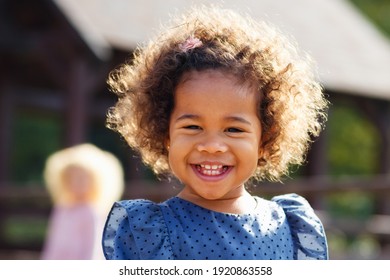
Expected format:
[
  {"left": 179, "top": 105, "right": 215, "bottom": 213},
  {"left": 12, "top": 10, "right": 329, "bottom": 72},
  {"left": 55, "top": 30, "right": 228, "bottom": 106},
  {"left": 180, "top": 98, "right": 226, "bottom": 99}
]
[{"left": 41, "top": 204, "right": 104, "bottom": 260}]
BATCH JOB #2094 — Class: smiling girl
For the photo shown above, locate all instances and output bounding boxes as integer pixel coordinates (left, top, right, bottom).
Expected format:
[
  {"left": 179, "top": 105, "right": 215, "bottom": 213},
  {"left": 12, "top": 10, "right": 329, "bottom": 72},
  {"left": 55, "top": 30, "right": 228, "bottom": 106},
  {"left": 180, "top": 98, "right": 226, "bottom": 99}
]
[{"left": 102, "top": 5, "right": 329, "bottom": 260}]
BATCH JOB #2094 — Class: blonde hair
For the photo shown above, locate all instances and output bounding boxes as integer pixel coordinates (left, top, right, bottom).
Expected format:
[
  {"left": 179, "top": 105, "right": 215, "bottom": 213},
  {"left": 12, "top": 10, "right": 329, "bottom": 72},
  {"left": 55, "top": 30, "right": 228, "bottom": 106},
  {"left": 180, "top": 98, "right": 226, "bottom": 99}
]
[
  {"left": 44, "top": 144, "right": 124, "bottom": 212},
  {"left": 107, "top": 5, "right": 328, "bottom": 181}
]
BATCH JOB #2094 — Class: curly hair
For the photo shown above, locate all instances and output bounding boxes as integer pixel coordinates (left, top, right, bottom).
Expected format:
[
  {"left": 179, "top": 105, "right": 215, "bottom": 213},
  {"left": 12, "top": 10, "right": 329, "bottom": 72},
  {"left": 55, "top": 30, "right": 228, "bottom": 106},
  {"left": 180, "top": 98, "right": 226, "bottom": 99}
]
[{"left": 106, "top": 5, "right": 328, "bottom": 182}]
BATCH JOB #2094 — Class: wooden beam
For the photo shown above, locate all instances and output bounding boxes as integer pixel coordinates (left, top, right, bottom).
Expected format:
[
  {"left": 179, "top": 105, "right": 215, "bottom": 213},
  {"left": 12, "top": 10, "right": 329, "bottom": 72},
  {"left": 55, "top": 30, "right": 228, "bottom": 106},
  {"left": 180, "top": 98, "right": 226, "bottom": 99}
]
[
  {"left": 377, "top": 102, "right": 390, "bottom": 174},
  {"left": 0, "top": 86, "right": 14, "bottom": 184},
  {"left": 63, "top": 59, "right": 90, "bottom": 146}
]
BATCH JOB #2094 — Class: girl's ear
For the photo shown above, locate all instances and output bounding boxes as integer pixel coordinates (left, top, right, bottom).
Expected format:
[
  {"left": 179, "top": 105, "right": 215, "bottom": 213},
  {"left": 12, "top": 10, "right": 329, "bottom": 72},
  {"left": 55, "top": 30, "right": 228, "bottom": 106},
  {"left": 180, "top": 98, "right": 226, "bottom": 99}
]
[
  {"left": 258, "top": 146, "right": 263, "bottom": 159},
  {"left": 165, "top": 138, "right": 170, "bottom": 152}
]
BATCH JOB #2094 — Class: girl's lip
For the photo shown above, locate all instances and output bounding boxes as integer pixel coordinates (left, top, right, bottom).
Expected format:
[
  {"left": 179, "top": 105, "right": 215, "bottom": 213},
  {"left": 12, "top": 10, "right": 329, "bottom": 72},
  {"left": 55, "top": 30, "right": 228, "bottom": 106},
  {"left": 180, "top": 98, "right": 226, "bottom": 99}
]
[
  {"left": 190, "top": 164, "right": 233, "bottom": 182},
  {"left": 193, "top": 161, "right": 230, "bottom": 166}
]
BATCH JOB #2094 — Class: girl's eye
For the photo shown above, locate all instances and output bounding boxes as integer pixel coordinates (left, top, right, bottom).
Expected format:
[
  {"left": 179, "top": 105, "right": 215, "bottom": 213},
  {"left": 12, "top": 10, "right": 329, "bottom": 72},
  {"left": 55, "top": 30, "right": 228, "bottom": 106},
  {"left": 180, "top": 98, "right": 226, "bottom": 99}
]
[
  {"left": 184, "top": 125, "right": 201, "bottom": 130},
  {"left": 226, "top": 127, "right": 244, "bottom": 133}
]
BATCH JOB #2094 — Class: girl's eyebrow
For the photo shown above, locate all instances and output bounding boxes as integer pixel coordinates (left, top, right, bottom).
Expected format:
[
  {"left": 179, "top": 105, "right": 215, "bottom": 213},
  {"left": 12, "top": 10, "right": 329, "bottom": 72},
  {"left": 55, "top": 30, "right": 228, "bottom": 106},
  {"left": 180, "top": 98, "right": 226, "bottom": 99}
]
[
  {"left": 175, "top": 114, "right": 199, "bottom": 122},
  {"left": 176, "top": 114, "right": 251, "bottom": 125},
  {"left": 224, "top": 116, "right": 252, "bottom": 125}
]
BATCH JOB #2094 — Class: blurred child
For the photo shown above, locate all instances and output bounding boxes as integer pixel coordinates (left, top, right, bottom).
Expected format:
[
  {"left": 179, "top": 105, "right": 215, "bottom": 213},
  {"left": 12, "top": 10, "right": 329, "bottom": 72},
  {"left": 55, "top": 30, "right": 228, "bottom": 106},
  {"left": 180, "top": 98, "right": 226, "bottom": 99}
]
[
  {"left": 102, "top": 5, "right": 329, "bottom": 260},
  {"left": 42, "top": 143, "right": 124, "bottom": 259}
]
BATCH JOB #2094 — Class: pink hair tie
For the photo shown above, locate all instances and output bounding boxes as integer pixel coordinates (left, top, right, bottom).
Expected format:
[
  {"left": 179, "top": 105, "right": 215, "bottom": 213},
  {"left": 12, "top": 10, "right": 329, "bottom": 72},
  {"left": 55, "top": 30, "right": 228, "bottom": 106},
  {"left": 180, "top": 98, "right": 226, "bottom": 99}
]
[{"left": 179, "top": 36, "right": 203, "bottom": 52}]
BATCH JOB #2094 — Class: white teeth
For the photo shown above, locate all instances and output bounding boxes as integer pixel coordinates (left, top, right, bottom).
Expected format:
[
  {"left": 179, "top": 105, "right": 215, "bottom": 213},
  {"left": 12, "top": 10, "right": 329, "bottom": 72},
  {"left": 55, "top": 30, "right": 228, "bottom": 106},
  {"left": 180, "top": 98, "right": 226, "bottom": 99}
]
[
  {"left": 197, "top": 164, "right": 227, "bottom": 176},
  {"left": 200, "top": 164, "right": 222, "bottom": 170}
]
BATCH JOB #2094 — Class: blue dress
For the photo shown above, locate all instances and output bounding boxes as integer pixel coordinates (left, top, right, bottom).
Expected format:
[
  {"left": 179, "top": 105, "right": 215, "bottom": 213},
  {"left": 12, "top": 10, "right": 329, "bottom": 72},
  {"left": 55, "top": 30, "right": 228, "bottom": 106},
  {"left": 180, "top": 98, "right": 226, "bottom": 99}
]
[{"left": 102, "top": 193, "right": 328, "bottom": 260}]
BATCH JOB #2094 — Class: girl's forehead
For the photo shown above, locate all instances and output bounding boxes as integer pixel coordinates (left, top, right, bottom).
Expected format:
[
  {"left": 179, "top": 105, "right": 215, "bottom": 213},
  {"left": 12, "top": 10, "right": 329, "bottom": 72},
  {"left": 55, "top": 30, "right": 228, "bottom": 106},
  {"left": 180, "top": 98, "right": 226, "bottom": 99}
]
[
  {"left": 176, "top": 69, "right": 259, "bottom": 99},
  {"left": 179, "top": 69, "right": 252, "bottom": 88},
  {"left": 173, "top": 70, "right": 261, "bottom": 116}
]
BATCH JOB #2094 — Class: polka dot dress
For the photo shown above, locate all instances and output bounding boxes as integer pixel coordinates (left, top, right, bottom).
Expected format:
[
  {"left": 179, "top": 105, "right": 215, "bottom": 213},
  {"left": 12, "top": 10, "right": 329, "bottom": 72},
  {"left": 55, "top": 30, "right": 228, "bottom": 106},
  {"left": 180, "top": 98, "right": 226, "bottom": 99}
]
[{"left": 102, "top": 193, "right": 328, "bottom": 260}]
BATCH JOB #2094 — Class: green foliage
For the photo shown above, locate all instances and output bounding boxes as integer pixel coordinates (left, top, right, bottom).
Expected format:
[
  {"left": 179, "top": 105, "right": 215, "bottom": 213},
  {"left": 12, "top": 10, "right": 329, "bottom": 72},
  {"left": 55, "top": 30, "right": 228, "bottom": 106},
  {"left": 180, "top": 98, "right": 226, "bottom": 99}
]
[
  {"left": 10, "top": 113, "right": 61, "bottom": 184},
  {"left": 349, "top": 0, "right": 390, "bottom": 38},
  {"left": 326, "top": 191, "right": 375, "bottom": 219},
  {"left": 327, "top": 104, "right": 380, "bottom": 177}
]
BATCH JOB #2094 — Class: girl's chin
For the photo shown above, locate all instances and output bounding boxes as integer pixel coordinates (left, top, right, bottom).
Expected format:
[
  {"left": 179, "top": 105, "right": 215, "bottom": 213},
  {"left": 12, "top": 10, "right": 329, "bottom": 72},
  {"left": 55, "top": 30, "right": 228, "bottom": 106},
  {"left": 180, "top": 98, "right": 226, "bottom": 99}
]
[{"left": 180, "top": 189, "right": 231, "bottom": 203}]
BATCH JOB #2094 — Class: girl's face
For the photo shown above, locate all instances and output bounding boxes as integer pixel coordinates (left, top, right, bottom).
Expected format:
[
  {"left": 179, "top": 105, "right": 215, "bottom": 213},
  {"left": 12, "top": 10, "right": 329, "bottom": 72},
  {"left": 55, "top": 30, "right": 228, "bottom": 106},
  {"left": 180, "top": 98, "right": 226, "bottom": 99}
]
[
  {"left": 62, "top": 165, "right": 96, "bottom": 203},
  {"left": 167, "top": 70, "right": 262, "bottom": 204}
]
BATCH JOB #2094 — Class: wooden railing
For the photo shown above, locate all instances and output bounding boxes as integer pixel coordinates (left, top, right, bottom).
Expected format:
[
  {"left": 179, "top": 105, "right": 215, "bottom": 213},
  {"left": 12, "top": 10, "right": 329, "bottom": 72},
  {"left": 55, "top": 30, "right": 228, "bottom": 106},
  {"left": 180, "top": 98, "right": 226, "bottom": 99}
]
[{"left": 1, "top": 175, "right": 390, "bottom": 259}]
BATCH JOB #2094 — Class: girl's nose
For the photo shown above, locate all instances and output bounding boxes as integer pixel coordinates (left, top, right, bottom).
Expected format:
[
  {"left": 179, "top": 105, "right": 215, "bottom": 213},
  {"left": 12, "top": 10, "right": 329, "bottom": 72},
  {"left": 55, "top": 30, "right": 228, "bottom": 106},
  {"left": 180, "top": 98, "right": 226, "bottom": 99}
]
[{"left": 196, "top": 134, "right": 228, "bottom": 153}]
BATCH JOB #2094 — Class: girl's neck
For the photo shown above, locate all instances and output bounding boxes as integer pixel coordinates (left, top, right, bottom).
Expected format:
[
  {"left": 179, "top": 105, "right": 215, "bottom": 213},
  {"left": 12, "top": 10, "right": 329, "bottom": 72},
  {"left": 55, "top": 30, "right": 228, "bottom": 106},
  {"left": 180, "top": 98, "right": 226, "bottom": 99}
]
[{"left": 177, "top": 189, "right": 257, "bottom": 214}]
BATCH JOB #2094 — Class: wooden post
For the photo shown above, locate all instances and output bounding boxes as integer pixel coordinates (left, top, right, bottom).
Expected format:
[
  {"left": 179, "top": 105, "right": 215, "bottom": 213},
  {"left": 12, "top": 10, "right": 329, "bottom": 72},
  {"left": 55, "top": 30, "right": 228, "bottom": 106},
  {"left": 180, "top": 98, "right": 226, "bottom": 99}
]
[
  {"left": 63, "top": 59, "right": 91, "bottom": 147},
  {"left": 378, "top": 102, "right": 390, "bottom": 174},
  {"left": 304, "top": 130, "right": 328, "bottom": 209},
  {"left": 359, "top": 98, "right": 390, "bottom": 215},
  {"left": 376, "top": 102, "right": 390, "bottom": 215},
  {"left": 0, "top": 86, "right": 14, "bottom": 184}
]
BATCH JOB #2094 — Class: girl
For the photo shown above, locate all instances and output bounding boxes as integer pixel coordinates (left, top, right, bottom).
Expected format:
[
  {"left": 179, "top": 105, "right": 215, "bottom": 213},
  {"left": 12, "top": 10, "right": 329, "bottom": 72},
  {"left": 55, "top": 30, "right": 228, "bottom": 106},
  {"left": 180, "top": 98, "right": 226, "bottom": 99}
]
[
  {"left": 102, "top": 6, "right": 329, "bottom": 260},
  {"left": 42, "top": 143, "right": 124, "bottom": 259}
]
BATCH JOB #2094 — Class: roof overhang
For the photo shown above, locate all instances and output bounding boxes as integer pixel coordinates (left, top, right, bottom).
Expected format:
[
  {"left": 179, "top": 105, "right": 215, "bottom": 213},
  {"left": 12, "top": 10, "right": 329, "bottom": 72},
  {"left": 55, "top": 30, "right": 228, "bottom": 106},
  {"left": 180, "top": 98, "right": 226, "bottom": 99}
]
[{"left": 53, "top": 0, "right": 390, "bottom": 100}]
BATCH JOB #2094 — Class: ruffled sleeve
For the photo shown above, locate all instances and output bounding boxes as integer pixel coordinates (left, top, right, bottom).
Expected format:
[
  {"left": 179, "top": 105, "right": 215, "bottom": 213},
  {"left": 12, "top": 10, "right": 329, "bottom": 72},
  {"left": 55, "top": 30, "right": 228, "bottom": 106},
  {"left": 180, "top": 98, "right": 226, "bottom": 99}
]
[
  {"left": 272, "top": 193, "right": 328, "bottom": 260},
  {"left": 102, "top": 199, "right": 174, "bottom": 260}
]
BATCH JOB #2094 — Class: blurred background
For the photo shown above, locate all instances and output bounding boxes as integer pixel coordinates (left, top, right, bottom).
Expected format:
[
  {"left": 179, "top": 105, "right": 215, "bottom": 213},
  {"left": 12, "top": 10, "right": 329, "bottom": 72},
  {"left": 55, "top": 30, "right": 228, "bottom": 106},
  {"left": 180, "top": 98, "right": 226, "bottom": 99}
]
[{"left": 0, "top": 0, "right": 389, "bottom": 260}]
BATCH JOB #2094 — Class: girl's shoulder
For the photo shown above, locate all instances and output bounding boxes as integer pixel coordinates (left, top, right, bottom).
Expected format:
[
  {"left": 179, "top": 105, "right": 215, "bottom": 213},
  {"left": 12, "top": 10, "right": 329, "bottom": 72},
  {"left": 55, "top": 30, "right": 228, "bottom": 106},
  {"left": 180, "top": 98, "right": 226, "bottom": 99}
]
[
  {"left": 104, "top": 199, "right": 164, "bottom": 229},
  {"left": 265, "top": 193, "right": 328, "bottom": 259},
  {"left": 102, "top": 199, "right": 174, "bottom": 259}
]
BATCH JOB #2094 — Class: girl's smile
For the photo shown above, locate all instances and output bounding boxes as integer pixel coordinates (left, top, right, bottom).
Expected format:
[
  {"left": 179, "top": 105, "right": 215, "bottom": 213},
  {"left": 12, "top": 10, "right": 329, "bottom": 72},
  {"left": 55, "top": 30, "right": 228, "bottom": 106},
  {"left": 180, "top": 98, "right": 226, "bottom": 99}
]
[
  {"left": 191, "top": 162, "right": 232, "bottom": 181},
  {"left": 167, "top": 69, "right": 263, "bottom": 213}
]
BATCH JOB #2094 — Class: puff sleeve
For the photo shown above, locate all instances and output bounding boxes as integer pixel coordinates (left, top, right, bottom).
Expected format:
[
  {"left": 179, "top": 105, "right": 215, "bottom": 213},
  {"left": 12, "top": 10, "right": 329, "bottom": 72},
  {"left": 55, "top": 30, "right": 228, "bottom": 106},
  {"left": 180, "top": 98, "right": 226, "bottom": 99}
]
[
  {"left": 272, "top": 193, "right": 328, "bottom": 260},
  {"left": 102, "top": 199, "right": 174, "bottom": 260}
]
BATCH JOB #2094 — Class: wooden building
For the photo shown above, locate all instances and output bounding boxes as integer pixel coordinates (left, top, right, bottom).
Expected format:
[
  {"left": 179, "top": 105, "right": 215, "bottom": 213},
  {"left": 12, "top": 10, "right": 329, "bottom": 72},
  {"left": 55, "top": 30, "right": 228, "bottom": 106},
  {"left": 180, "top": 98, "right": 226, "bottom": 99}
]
[
  {"left": 0, "top": 0, "right": 390, "bottom": 259},
  {"left": 1, "top": 0, "right": 389, "bottom": 185}
]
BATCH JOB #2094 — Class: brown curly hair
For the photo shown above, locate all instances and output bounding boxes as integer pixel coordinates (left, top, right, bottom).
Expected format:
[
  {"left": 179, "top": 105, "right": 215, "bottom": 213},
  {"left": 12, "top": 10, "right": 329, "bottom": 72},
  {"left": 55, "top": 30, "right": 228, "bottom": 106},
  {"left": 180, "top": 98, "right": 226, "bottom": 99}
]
[{"left": 106, "top": 5, "right": 328, "bottom": 182}]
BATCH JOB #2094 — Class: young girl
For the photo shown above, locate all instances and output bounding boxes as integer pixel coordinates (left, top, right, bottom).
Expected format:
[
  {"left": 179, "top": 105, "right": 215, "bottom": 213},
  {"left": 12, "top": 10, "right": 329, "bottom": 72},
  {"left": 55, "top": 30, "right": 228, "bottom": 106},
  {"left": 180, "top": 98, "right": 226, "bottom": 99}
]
[
  {"left": 102, "top": 6, "right": 329, "bottom": 260},
  {"left": 42, "top": 143, "right": 124, "bottom": 259}
]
